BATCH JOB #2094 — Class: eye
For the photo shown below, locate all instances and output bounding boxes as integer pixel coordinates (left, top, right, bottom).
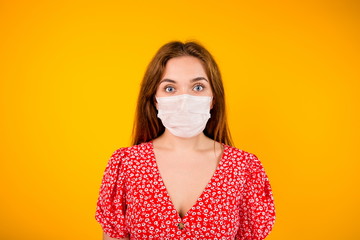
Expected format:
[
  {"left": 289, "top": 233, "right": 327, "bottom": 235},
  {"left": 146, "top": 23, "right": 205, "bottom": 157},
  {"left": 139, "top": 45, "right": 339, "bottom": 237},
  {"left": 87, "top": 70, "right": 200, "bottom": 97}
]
[
  {"left": 165, "top": 86, "right": 175, "bottom": 93},
  {"left": 193, "top": 84, "right": 204, "bottom": 92}
]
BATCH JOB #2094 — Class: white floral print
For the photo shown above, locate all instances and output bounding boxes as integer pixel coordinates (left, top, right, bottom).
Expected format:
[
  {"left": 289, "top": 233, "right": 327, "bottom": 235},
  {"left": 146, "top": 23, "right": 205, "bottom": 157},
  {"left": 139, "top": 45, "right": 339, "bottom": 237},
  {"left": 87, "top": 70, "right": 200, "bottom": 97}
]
[{"left": 95, "top": 141, "right": 275, "bottom": 239}]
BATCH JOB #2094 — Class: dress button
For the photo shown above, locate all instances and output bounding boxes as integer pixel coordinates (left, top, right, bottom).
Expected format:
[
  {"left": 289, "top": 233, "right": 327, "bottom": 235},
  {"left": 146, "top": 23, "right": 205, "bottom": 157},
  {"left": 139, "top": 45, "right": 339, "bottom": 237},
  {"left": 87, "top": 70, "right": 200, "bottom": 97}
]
[{"left": 178, "top": 222, "right": 185, "bottom": 230}]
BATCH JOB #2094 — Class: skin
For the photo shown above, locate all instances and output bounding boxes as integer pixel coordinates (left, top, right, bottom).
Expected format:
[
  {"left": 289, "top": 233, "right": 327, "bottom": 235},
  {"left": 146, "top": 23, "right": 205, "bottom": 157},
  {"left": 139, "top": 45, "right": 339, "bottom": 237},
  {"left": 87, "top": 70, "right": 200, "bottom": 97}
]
[
  {"left": 153, "top": 56, "right": 223, "bottom": 218},
  {"left": 103, "top": 232, "right": 129, "bottom": 240},
  {"left": 102, "top": 56, "right": 223, "bottom": 240}
]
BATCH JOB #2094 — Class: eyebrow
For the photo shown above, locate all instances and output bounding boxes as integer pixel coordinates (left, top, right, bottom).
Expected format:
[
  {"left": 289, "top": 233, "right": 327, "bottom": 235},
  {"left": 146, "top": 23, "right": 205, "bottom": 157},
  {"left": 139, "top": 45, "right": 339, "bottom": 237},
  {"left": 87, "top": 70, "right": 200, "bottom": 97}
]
[{"left": 159, "top": 77, "right": 208, "bottom": 84}]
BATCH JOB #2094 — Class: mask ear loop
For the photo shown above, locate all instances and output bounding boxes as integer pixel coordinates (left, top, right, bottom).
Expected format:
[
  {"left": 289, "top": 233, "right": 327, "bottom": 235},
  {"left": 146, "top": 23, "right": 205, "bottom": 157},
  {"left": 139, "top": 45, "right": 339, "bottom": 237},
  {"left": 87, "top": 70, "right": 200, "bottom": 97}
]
[
  {"left": 210, "top": 97, "right": 215, "bottom": 110},
  {"left": 153, "top": 95, "right": 159, "bottom": 110}
]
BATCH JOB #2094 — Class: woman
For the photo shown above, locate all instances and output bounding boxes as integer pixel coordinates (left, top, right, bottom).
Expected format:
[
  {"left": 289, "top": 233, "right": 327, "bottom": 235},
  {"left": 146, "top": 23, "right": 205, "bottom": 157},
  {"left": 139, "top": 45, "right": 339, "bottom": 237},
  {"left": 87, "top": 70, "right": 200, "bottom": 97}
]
[{"left": 95, "top": 41, "right": 276, "bottom": 240}]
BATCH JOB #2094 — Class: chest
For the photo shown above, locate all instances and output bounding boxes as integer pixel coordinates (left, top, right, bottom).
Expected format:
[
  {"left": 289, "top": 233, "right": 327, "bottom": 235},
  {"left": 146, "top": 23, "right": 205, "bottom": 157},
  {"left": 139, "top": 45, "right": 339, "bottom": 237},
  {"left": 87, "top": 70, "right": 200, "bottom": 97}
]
[
  {"left": 123, "top": 149, "right": 243, "bottom": 239},
  {"left": 125, "top": 147, "right": 246, "bottom": 239},
  {"left": 155, "top": 152, "right": 220, "bottom": 218}
]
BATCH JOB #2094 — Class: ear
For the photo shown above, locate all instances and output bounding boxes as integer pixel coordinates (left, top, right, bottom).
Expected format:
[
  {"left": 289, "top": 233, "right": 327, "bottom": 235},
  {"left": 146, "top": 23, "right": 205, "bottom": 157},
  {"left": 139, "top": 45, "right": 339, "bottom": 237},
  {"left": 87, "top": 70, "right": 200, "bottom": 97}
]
[{"left": 154, "top": 97, "right": 159, "bottom": 110}]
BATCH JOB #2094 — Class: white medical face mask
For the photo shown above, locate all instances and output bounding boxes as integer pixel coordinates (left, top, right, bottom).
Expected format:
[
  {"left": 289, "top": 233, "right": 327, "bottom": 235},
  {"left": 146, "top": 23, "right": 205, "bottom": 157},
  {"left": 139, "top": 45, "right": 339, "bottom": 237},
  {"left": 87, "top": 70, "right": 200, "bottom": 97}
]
[{"left": 156, "top": 94, "right": 213, "bottom": 138}]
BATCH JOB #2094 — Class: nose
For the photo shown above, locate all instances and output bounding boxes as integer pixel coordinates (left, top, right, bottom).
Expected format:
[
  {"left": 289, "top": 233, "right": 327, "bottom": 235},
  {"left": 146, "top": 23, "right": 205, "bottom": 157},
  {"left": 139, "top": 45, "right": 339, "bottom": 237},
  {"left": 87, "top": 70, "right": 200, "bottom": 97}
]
[
  {"left": 177, "top": 85, "right": 190, "bottom": 96},
  {"left": 178, "top": 94, "right": 190, "bottom": 112}
]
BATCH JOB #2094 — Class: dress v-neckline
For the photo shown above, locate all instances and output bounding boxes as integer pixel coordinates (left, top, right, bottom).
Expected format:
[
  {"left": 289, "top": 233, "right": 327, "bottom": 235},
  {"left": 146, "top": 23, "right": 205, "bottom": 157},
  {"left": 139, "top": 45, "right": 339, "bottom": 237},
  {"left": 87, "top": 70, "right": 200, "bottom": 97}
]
[{"left": 149, "top": 141, "right": 227, "bottom": 222}]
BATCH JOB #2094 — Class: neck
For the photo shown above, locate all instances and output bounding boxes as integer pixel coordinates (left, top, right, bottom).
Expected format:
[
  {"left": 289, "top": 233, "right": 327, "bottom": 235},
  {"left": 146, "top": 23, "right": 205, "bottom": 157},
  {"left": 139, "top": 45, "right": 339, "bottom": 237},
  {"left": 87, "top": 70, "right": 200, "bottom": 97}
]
[{"left": 153, "top": 130, "right": 213, "bottom": 151}]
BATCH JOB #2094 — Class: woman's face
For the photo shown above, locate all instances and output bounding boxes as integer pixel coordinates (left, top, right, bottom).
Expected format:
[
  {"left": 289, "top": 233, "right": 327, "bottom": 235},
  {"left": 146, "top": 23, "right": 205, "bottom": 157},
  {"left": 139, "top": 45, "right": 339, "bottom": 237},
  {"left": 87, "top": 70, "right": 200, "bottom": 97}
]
[{"left": 155, "top": 56, "right": 213, "bottom": 99}]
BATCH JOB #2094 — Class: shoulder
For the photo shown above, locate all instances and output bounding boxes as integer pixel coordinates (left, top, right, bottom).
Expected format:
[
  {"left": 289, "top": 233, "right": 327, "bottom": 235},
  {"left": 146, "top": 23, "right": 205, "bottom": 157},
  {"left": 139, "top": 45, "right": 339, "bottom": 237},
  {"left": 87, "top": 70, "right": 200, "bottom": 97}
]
[
  {"left": 102, "top": 142, "right": 152, "bottom": 178},
  {"left": 108, "top": 141, "right": 153, "bottom": 165},
  {"left": 113, "top": 141, "right": 152, "bottom": 156},
  {"left": 224, "top": 144, "right": 259, "bottom": 162},
  {"left": 224, "top": 144, "right": 263, "bottom": 173}
]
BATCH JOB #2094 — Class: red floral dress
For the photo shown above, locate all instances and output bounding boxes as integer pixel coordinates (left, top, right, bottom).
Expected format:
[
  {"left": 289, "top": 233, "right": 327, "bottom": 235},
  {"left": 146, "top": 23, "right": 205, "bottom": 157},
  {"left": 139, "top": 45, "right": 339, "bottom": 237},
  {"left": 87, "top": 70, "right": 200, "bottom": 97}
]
[{"left": 95, "top": 141, "right": 275, "bottom": 239}]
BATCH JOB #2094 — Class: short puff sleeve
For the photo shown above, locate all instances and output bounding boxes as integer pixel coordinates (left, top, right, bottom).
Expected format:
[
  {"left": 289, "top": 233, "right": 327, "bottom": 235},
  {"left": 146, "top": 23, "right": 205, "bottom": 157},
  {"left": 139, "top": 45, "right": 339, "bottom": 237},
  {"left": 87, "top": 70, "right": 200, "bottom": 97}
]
[
  {"left": 95, "top": 148, "right": 129, "bottom": 239},
  {"left": 236, "top": 153, "right": 276, "bottom": 240}
]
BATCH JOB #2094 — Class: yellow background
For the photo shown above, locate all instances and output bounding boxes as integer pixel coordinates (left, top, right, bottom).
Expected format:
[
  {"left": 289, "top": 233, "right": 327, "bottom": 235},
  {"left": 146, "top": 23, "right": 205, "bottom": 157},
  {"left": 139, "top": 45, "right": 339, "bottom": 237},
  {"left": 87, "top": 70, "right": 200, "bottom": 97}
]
[{"left": 1, "top": 0, "right": 359, "bottom": 239}]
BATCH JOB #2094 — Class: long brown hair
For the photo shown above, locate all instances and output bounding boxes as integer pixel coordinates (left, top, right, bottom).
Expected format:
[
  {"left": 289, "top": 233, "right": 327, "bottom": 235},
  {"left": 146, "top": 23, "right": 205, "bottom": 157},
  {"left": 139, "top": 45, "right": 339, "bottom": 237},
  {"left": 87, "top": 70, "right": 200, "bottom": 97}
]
[{"left": 131, "top": 40, "right": 233, "bottom": 146}]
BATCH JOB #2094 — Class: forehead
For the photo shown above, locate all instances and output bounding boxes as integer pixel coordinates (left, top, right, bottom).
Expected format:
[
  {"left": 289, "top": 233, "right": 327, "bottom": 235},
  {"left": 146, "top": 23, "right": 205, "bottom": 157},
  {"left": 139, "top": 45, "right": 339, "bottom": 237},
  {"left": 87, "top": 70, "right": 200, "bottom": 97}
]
[{"left": 162, "top": 56, "right": 207, "bottom": 78}]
